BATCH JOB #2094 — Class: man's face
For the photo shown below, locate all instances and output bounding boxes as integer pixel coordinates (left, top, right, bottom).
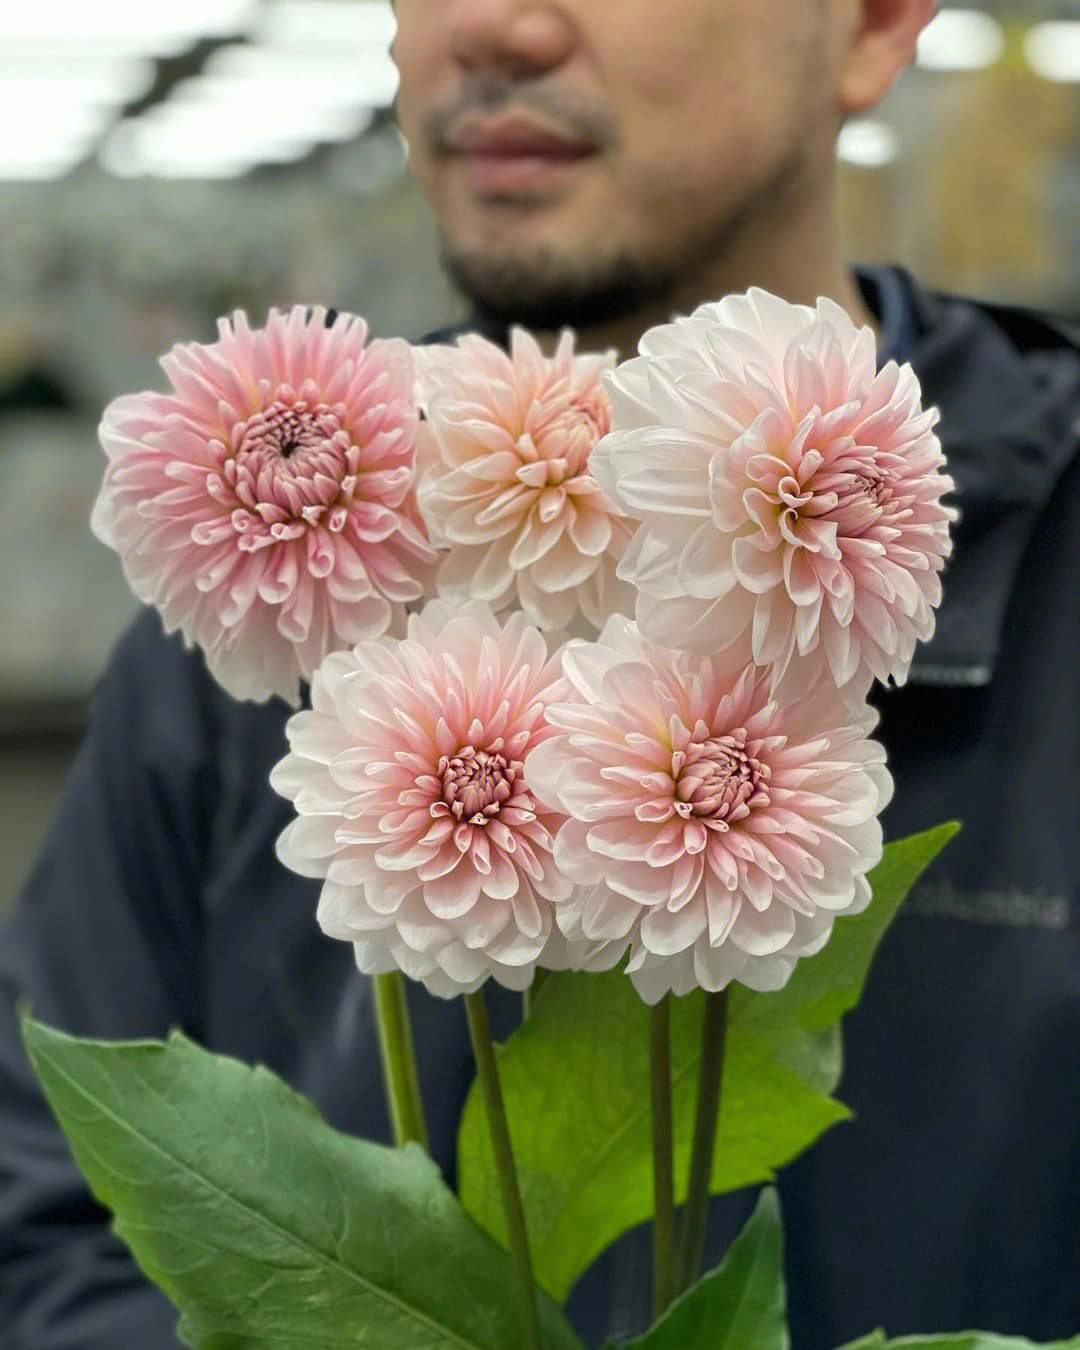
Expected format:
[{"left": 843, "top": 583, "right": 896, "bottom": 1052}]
[{"left": 392, "top": 0, "right": 839, "bottom": 327}]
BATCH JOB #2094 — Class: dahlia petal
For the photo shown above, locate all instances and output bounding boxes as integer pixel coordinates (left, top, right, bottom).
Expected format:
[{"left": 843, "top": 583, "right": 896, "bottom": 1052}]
[
  {"left": 729, "top": 900, "right": 796, "bottom": 955},
  {"left": 92, "top": 306, "right": 430, "bottom": 703},
  {"left": 433, "top": 942, "right": 491, "bottom": 987},
  {"left": 508, "top": 884, "right": 545, "bottom": 940},
  {"left": 574, "top": 887, "right": 640, "bottom": 941},
  {"left": 605, "top": 858, "right": 684, "bottom": 905},
  {"left": 419, "top": 328, "right": 622, "bottom": 634},
  {"left": 598, "top": 289, "right": 952, "bottom": 690},
  {"left": 678, "top": 524, "right": 740, "bottom": 597},
  {"left": 517, "top": 571, "right": 581, "bottom": 630},
  {"left": 568, "top": 504, "right": 614, "bottom": 557},
  {"left": 625, "top": 955, "right": 683, "bottom": 1004},
  {"left": 783, "top": 546, "right": 824, "bottom": 607},
  {"left": 635, "top": 590, "right": 755, "bottom": 662},
  {"left": 586, "top": 819, "right": 661, "bottom": 861},
  {"left": 274, "top": 815, "right": 339, "bottom": 876},
  {"left": 640, "top": 901, "right": 708, "bottom": 956},
  {"left": 480, "top": 848, "right": 522, "bottom": 902},
  {"left": 530, "top": 532, "right": 604, "bottom": 592},
  {"left": 351, "top": 937, "right": 402, "bottom": 976},
  {"left": 821, "top": 613, "right": 862, "bottom": 687},
  {"left": 395, "top": 909, "right": 453, "bottom": 954},
  {"left": 531, "top": 616, "right": 888, "bottom": 993},
  {"left": 735, "top": 951, "right": 796, "bottom": 993},
  {"left": 704, "top": 873, "right": 740, "bottom": 944},
  {"left": 271, "top": 602, "right": 572, "bottom": 993},
  {"left": 595, "top": 433, "right": 714, "bottom": 521},
  {"left": 731, "top": 534, "right": 783, "bottom": 594},
  {"left": 690, "top": 940, "right": 752, "bottom": 995}
]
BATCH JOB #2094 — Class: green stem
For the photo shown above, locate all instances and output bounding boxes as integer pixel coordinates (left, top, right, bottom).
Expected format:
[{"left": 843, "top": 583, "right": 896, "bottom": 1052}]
[
  {"left": 676, "top": 987, "right": 730, "bottom": 1292},
  {"left": 372, "top": 972, "right": 428, "bottom": 1151},
  {"left": 650, "top": 995, "right": 677, "bottom": 1320},
  {"left": 522, "top": 967, "right": 550, "bottom": 1019},
  {"left": 464, "top": 989, "right": 542, "bottom": 1350}
]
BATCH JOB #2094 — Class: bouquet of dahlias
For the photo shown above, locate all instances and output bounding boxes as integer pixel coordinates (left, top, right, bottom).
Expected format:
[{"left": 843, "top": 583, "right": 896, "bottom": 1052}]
[{"left": 22, "top": 293, "right": 1068, "bottom": 1350}]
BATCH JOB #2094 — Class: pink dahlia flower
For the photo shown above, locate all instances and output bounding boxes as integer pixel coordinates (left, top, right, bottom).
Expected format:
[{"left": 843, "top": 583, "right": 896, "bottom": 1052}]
[
  {"left": 271, "top": 601, "right": 597, "bottom": 997},
  {"left": 415, "top": 327, "right": 637, "bottom": 633},
  {"left": 525, "top": 616, "right": 893, "bottom": 1003},
  {"left": 92, "top": 306, "right": 437, "bottom": 704},
  {"left": 590, "top": 289, "right": 956, "bottom": 690}
]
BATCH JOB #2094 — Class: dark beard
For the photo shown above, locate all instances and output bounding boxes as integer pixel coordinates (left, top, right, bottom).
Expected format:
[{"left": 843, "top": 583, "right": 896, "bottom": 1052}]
[{"left": 439, "top": 237, "right": 683, "bottom": 333}]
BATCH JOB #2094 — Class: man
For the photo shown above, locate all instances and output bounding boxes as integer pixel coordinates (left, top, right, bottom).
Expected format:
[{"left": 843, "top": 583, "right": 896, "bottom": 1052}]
[{"left": 4, "top": 1, "right": 1080, "bottom": 1346}]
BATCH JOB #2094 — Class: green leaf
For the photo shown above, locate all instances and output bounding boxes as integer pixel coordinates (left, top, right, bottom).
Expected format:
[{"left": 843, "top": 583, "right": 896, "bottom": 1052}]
[
  {"left": 836, "top": 1333, "right": 1080, "bottom": 1349},
  {"left": 458, "top": 825, "right": 959, "bottom": 1304},
  {"left": 21, "top": 1016, "right": 584, "bottom": 1350},
  {"left": 734, "top": 821, "right": 962, "bottom": 1050},
  {"left": 617, "top": 1188, "right": 789, "bottom": 1350},
  {"left": 458, "top": 967, "right": 846, "bottom": 1304}
]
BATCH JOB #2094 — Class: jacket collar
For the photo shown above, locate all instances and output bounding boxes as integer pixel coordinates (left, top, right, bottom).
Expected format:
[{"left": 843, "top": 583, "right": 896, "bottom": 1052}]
[{"left": 861, "top": 266, "right": 1080, "bottom": 685}]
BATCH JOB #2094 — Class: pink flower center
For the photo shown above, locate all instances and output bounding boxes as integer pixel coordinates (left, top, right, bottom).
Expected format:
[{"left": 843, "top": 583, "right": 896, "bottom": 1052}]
[
  {"left": 214, "top": 396, "right": 367, "bottom": 548},
  {"left": 819, "top": 463, "right": 894, "bottom": 516},
  {"left": 235, "top": 398, "right": 349, "bottom": 478},
  {"left": 526, "top": 386, "right": 613, "bottom": 481},
  {"left": 439, "top": 745, "right": 526, "bottom": 825},
  {"left": 670, "top": 730, "right": 771, "bottom": 826},
  {"left": 749, "top": 440, "right": 906, "bottom": 554}
]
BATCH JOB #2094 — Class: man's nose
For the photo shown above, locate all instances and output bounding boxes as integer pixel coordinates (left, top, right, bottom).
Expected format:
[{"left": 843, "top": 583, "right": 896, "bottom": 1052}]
[{"left": 446, "top": 0, "right": 577, "bottom": 78}]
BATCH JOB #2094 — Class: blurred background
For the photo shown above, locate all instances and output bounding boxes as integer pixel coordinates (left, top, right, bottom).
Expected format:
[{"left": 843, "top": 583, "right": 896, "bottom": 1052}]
[{"left": 2, "top": 0, "right": 1079, "bottom": 910}]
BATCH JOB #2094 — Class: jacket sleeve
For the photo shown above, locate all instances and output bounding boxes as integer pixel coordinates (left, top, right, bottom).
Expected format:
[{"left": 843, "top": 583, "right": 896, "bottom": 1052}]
[{"left": 0, "top": 610, "right": 220, "bottom": 1348}]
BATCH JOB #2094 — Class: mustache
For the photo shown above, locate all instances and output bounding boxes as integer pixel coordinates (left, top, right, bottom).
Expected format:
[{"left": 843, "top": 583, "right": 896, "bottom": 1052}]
[{"left": 422, "top": 76, "right": 617, "bottom": 151}]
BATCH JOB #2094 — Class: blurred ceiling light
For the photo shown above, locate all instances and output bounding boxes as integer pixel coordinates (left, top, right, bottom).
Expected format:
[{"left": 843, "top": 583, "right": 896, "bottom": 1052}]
[
  {"left": 162, "top": 81, "right": 375, "bottom": 143},
  {"left": 0, "top": 97, "right": 111, "bottom": 155},
  {"left": 915, "top": 8, "right": 1004, "bottom": 71},
  {"left": 101, "top": 120, "right": 266, "bottom": 179},
  {"left": 0, "top": 112, "right": 103, "bottom": 179},
  {"left": 187, "top": 69, "right": 396, "bottom": 113},
  {"left": 0, "top": 37, "right": 167, "bottom": 63},
  {"left": 204, "top": 43, "right": 399, "bottom": 106},
  {"left": 1023, "top": 22, "right": 1080, "bottom": 82},
  {"left": 0, "top": 154, "right": 85, "bottom": 181},
  {"left": 99, "top": 98, "right": 375, "bottom": 179},
  {"left": 0, "top": 0, "right": 258, "bottom": 55},
  {"left": 0, "top": 54, "right": 156, "bottom": 107},
  {"left": 255, "top": 0, "right": 396, "bottom": 52},
  {"left": 836, "top": 119, "right": 899, "bottom": 168},
  {"left": 101, "top": 148, "right": 259, "bottom": 180}
]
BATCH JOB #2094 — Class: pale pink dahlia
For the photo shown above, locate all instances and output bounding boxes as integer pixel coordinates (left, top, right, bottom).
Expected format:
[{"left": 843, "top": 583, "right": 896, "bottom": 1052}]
[
  {"left": 415, "top": 327, "right": 637, "bottom": 633},
  {"left": 92, "top": 306, "right": 437, "bottom": 704},
  {"left": 270, "top": 601, "right": 593, "bottom": 997},
  {"left": 525, "top": 616, "right": 893, "bottom": 1003},
  {"left": 590, "top": 289, "right": 956, "bottom": 690}
]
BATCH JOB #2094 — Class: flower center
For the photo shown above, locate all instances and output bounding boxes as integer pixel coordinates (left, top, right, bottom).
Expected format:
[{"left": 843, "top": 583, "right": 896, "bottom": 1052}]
[
  {"left": 671, "top": 730, "right": 771, "bottom": 825},
  {"left": 235, "top": 398, "right": 345, "bottom": 471},
  {"left": 526, "top": 389, "right": 613, "bottom": 481},
  {"left": 439, "top": 745, "right": 523, "bottom": 824},
  {"left": 830, "top": 463, "right": 891, "bottom": 510},
  {"left": 216, "top": 395, "right": 367, "bottom": 546}
]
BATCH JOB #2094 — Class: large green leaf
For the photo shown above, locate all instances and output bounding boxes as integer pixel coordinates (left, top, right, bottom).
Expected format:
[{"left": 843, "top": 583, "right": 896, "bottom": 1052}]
[
  {"left": 837, "top": 1334, "right": 1080, "bottom": 1349},
  {"left": 616, "top": 1188, "right": 789, "bottom": 1350},
  {"left": 21, "top": 1016, "right": 584, "bottom": 1350},
  {"left": 732, "top": 822, "right": 963, "bottom": 1053},
  {"left": 458, "top": 824, "right": 959, "bottom": 1303},
  {"left": 458, "top": 966, "right": 847, "bottom": 1304}
]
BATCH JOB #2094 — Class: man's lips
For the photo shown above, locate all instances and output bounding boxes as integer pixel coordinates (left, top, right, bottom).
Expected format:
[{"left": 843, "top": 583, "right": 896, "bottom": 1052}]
[{"left": 444, "top": 115, "right": 596, "bottom": 194}]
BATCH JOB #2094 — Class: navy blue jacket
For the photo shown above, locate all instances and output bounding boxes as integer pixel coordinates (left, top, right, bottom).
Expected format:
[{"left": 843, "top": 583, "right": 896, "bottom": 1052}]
[{"left": 3, "top": 269, "right": 1080, "bottom": 1348}]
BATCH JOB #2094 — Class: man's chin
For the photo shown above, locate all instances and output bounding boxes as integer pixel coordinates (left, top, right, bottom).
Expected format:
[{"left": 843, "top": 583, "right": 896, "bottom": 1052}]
[{"left": 440, "top": 240, "right": 678, "bottom": 333}]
